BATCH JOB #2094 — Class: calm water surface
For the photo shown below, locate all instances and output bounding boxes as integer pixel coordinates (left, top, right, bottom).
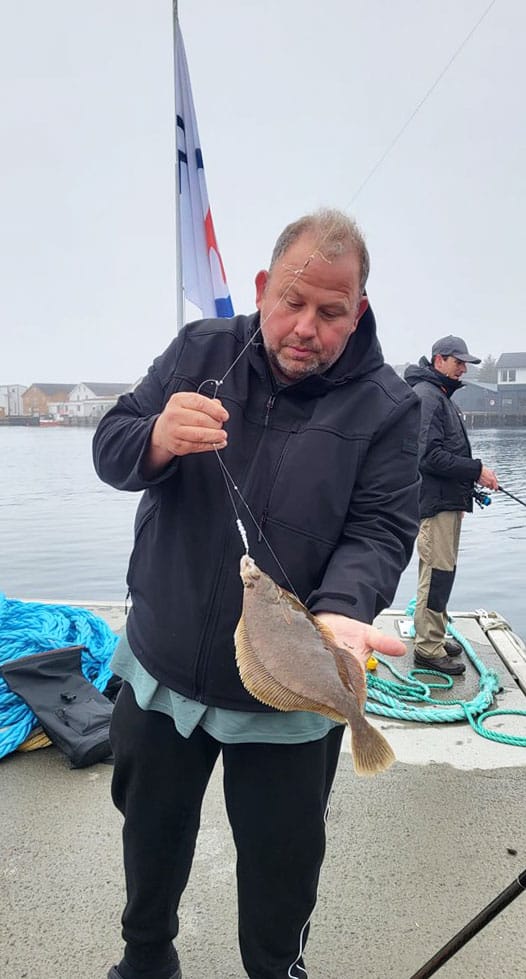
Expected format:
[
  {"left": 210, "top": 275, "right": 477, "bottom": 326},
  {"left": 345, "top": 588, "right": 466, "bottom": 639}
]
[{"left": 1, "top": 426, "right": 525, "bottom": 635}]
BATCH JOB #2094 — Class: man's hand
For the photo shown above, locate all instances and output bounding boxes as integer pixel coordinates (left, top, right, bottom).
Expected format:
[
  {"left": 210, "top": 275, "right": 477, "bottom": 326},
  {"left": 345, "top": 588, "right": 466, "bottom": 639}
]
[
  {"left": 315, "top": 611, "right": 406, "bottom": 669},
  {"left": 478, "top": 465, "right": 499, "bottom": 491},
  {"left": 143, "top": 392, "right": 229, "bottom": 476}
]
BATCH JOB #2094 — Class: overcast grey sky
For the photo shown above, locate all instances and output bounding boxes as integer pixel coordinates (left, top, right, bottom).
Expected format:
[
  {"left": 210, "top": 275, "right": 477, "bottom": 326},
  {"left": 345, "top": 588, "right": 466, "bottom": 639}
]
[{"left": 1, "top": 0, "right": 524, "bottom": 385}]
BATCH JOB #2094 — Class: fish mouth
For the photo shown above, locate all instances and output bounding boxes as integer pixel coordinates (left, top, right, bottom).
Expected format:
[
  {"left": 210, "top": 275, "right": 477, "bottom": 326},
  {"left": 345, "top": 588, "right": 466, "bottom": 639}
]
[{"left": 240, "top": 554, "right": 260, "bottom": 587}]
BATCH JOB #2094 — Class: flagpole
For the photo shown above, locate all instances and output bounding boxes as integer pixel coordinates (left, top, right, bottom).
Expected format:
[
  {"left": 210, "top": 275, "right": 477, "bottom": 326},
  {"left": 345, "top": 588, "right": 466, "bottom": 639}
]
[
  {"left": 171, "top": 6, "right": 234, "bottom": 320},
  {"left": 172, "top": 0, "right": 184, "bottom": 332}
]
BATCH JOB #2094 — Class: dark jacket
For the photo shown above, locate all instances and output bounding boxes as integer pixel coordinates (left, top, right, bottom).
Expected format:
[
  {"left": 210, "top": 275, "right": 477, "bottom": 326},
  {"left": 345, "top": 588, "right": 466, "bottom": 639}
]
[
  {"left": 93, "top": 308, "right": 421, "bottom": 710},
  {"left": 404, "top": 358, "right": 482, "bottom": 519}
]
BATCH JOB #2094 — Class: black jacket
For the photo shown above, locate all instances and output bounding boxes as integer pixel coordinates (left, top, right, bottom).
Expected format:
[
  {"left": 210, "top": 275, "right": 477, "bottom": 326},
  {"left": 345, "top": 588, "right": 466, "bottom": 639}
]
[
  {"left": 404, "top": 358, "right": 482, "bottom": 519},
  {"left": 93, "top": 308, "right": 421, "bottom": 710}
]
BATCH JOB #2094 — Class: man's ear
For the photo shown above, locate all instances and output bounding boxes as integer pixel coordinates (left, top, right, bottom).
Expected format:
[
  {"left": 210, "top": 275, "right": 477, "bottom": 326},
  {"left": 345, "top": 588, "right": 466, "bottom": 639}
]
[
  {"left": 355, "top": 295, "right": 369, "bottom": 325},
  {"left": 255, "top": 269, "right": 268, "bottom": 310}
]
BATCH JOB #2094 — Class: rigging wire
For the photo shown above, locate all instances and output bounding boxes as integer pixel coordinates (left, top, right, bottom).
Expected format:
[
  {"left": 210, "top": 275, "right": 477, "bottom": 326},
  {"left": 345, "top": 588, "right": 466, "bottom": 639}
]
[
  {"left": 198, "top": 0, "right": 501, "bottom": 571},
  {"left": 194, "top": 1, "right": 501, "bottom": 407},
  {"left": 348, "top": 0, "right": 499, "bottom": 206},
  {"left": 196, "top": 0, "right": 501, "bottom": 404}
]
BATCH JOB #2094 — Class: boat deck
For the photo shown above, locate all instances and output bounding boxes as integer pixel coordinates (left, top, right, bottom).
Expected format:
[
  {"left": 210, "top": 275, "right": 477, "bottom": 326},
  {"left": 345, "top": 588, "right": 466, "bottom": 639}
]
[{"left": 2, "top": 606, "right": 525, "bottom": 979}]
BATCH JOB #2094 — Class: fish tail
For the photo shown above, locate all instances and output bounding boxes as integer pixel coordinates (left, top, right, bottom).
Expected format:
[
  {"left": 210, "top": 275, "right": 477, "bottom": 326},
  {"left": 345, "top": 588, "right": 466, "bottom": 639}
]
[{"left": 350, "top": 714, "right": 396, "bottom": 776}]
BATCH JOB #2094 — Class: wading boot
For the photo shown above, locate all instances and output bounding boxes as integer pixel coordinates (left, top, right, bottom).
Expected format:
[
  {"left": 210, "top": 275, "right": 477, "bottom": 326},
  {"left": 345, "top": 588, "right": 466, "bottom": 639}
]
[
  {"left": 444, "top": 639, "right": 463, "bottom": 657},
  {"left": 413, "top": 651, "right": 466, "bottom": 676}
]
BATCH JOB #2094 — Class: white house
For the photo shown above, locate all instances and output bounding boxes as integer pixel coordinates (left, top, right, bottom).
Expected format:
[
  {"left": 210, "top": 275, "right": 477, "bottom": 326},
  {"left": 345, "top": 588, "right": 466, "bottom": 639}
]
[
  {"left": 49, "top": 382, "right": 133, "bottom": 420},
  {"left": 496, "top": 353, "right": 526, "bottom": 385},
  {"left": 496, "top": 353, "right": 526, "bottom": 415},
  {"left": 0, "top": 384, "right": 26, "bottom": 416}
]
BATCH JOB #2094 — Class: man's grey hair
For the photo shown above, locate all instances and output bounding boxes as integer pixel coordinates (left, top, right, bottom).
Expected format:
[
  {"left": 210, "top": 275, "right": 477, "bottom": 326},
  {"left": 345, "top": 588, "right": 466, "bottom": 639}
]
[{"left": 269, "top": 208, "right": 370, "bottom": 295}]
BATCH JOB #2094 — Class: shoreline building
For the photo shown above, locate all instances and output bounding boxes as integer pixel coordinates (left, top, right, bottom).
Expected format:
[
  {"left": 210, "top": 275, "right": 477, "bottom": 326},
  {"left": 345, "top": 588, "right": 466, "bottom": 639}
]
[
  {"left": 48, "top": 382, "right": 133, "bottom": 422},
  {"left": 0, "top": 384, "right": 26, "bottom": 417},
  {"left": 22, "top": 383, "right": 75, "bottom": 417}
]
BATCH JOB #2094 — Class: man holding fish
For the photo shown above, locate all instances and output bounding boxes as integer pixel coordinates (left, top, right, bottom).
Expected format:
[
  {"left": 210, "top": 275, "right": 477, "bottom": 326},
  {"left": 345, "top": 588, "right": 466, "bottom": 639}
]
[{"left": 94, "top": 208, "right": 421, "bottom": 979}]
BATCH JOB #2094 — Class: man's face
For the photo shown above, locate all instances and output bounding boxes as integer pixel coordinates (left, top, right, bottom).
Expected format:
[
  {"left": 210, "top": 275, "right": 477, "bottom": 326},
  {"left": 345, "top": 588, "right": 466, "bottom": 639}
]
[
  {"left": 254, "top": 232, "right": 369, "bottom": 384},
  {"left": 434, "top": 354, "right": 467, "bottom": 381}
]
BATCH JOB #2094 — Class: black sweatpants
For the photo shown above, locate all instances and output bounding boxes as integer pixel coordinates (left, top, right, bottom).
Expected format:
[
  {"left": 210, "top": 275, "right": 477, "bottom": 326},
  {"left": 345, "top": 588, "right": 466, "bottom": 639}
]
[{"left": 110, "top": 682, "right": 344, "bottom": 979}]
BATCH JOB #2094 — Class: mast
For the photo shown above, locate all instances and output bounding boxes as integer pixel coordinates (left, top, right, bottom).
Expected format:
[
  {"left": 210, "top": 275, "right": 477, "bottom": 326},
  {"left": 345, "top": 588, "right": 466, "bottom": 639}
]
[{"left": 172, "top": 0, "right": 184, "bottom": 332}]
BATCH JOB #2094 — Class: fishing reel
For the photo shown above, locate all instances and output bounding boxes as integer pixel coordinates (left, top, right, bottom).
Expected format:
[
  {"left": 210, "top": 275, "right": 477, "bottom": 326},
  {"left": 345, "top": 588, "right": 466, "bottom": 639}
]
[{"left": 472, "top": 487, "right": 492, "bottom": 509}]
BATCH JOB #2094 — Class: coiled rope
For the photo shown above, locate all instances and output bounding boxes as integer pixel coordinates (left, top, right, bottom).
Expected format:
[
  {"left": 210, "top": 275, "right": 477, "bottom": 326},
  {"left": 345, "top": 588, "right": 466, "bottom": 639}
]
[
  {"left": 365, "top": 601, "right": 526, "bottom": 747},
  {"left": 0, "top": 593, "right": 119, "bottom": 759}
]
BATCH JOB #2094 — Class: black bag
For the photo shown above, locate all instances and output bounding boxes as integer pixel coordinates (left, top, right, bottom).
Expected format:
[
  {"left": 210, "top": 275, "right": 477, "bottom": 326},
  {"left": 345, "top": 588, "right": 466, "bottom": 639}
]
[{"left": 0, "top": 645, "right": 114, "bottom": 768}]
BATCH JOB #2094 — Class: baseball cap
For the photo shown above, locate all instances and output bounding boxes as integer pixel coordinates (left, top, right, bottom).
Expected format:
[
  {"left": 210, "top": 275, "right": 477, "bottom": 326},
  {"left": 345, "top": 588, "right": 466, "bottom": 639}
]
[{"left": 431, "top": 335, "right": 481, "bottom": 364}]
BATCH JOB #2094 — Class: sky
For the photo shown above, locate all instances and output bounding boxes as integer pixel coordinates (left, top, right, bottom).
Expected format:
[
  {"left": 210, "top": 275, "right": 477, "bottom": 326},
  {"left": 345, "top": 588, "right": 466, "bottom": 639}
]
[{"left": 1, "top": 0, "right": 525, "bottom": 385}]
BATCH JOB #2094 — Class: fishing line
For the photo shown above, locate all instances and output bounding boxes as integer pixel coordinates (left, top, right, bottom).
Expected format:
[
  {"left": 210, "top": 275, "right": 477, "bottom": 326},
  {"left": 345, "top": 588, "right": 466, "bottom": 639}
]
[
  {"left": 498, "top": 484, "right": 526, "bottom": 508},
  {"left": 210, "top": 448, "right": 248, "bottom": 552},
  {"left": 196, "top": 248, "right": 343, "bottom": 587},
  {"left": 197, "top": 0, "right": 498, "bottom": 397},
  {"left": 197, "top": 247, "right": 333, "bottom": 397},
  {"left": 346, "top": 0, "right": 498, "bottom": 206},
  {"left": 194, "top": 1, "right": 499, "bottom": 582},
  {"left": 195, "top": 0, "right": 499, "bottom": 402},
  {"left": 212, "top": 448, "right": 301, "bottom": 601}
]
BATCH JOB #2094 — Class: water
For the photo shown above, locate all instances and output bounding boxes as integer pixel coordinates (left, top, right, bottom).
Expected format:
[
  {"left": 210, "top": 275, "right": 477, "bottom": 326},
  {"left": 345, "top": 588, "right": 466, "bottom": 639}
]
[
  {"left": 394, "top": 428, "right": 526, "bottom": 637},
  {"left": 1, "top": 426, "right": 525, "bottom": 636},
  {"left": 0, "top": 427, "right": 138, "bottom": 603}
]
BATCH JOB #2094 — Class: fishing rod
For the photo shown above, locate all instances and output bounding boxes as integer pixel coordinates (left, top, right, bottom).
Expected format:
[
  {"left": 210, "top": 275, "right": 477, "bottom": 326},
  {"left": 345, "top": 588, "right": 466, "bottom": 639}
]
[
  {"left": 408, "top": 867, "right": 526, "bottom": 978},
  {"left": 498, "top": 484, "right": 526, "bottom": 508},
  {"left": 472, "top": 484, "right": 526, "bottom": 510}
]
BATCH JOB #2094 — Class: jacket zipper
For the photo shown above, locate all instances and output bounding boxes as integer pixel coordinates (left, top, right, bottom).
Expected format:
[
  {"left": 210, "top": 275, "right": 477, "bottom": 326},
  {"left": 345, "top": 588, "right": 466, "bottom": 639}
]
[
  {"left": 258, "top": 394, "right": 277, "bottom": 536},
  {"left": 258, "top": 508, "right": 268, "bottom": 542},
  {"left": 264, "top": 394, "right": 276, "bottom": 426}
]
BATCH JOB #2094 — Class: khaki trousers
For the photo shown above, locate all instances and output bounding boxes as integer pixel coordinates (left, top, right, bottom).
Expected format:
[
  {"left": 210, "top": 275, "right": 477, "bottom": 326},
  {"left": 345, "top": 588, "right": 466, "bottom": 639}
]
[{"left": 414, "top": 510, "right": 463, "bottom": 659}]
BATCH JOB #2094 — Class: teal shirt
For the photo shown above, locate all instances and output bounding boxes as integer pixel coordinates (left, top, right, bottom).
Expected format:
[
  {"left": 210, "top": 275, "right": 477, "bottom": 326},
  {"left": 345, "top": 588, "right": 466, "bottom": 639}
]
[{"left": 111, "top": 637, "right": 339, "bottom": 744}]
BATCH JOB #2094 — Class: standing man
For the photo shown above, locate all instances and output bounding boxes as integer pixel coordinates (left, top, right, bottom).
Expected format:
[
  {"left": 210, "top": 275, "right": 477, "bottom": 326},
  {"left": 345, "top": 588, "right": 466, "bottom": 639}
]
[
  {"left": 405, "top": 336, "right": 499, "bottom": 676},
  {"left": 93, "top": 209, "right": 421, "bottom": 979}
]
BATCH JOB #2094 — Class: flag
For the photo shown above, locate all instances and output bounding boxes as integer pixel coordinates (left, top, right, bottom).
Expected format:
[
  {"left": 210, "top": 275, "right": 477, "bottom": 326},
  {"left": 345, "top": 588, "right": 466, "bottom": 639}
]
[{"left": 175, "top": 25, "right": 234, "bottom": 319}]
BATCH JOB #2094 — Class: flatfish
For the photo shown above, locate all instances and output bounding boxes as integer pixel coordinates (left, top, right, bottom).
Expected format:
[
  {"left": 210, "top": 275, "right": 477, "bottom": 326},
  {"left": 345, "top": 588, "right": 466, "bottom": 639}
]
[{"left": 234, "top": 555, "right": 395, "bottom": 776}]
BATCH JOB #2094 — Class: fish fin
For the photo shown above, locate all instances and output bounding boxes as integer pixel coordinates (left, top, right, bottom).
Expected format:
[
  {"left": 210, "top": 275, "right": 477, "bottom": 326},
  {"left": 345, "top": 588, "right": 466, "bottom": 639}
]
[
  {"left": 235, "top": 616, "right": 347, "bottom": 722},
  {"left": 278, "top": 593, "right": 293, "bottom": 625},
  {"left": 235, "top": 614, "right": 307, "bottom": 711},
  {"left": 279, "top": 586, "right": 308, "bottom": 615},
  {"left": 332, "top": 647, "right": 367, "bottom": 711},
  {"left": 277, "top": 586, "right": 311, "bottom": 627},
  {"left": 276, "top": 588, "right": 339, "bottom": 646},
  {"left": 350, "top": 716, "right": 396, "bottom": 777},
  {"left": 313, "top": 617, "right": 339, "bottom": 645}
]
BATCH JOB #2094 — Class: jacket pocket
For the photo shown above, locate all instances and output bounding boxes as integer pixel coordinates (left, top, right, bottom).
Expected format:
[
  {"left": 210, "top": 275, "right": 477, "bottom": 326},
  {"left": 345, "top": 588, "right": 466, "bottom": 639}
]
[{"left": 126, "top": 499, "right": 159, "bottom": 587}]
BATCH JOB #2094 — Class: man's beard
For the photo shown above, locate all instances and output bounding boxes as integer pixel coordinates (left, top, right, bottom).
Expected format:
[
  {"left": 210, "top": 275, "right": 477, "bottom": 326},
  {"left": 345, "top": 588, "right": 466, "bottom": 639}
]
[{"left": 267, "top": 345, "right": 327, "bottom": 382}]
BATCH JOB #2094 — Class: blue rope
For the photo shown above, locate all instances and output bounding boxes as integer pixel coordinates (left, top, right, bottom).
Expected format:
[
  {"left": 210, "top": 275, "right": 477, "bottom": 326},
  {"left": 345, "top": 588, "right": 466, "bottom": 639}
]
[
  {"left": 365, "top": 599, "right": 526, "bottom": 747},
  {"left": 0, "top": 593, "right": 119, "bottom": 759}
]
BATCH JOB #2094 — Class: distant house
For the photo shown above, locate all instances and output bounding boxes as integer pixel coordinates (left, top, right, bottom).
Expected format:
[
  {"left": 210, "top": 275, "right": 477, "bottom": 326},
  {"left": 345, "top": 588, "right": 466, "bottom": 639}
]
[
  {"left": 454, "top": 380, "right": 499, "bottom": 414},
  {"left": 453, "top": 352, "right": 526, "bottom": 424},
  {"left": 497, "top": 352, "right": 526, "bottom": 385},
  {"left": 496, "top": 353, "right": 526, "bottom": 415},
  {"left": 0, "top": 384, "right": 26, "bottom": 416},
  {"left": 69, "top": 382, "right": 133, "bottom": 402},
  {"left": 22, "top": 383, "right": 75, "bottom": 417},
  {"left": 49, "top": 381, "right": 133, "bottom": 421}
]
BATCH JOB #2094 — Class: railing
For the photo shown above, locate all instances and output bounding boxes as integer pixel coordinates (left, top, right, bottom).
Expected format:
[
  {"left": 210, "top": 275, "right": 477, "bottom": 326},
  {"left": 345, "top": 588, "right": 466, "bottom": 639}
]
[{"left": 462, "top": 411, "right": 526, "bottom": 428}]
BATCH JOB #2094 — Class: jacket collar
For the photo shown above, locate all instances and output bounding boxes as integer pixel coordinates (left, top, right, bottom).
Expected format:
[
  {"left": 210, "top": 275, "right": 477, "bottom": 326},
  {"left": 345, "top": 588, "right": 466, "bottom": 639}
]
[{"left": 405, "top": 356, "right": 463, "bottom": 398}]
